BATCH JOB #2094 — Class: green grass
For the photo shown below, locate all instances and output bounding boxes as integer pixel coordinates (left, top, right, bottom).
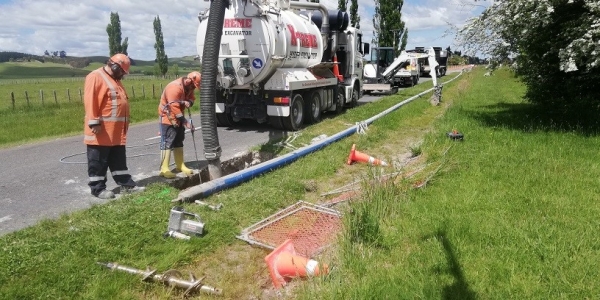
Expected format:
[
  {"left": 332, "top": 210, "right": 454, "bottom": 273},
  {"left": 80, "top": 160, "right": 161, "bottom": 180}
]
[
  {"left": 297, "top": 69, "right": 600, "bottom": 299},
  {"left": 0, "top": 61, "right": 90, "bottom": 79},
  {"left": 2, "top": 68, "right": 598, "bottom": 299},
  {"left": 0, "top": 57, "right": 201, "bottom": 82}
]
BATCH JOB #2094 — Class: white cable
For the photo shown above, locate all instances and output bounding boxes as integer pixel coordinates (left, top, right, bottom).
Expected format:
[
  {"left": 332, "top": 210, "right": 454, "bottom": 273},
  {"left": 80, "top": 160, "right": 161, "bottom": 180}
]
[{"left": 356, "top": 121, "right": 368, "bottom": 134}]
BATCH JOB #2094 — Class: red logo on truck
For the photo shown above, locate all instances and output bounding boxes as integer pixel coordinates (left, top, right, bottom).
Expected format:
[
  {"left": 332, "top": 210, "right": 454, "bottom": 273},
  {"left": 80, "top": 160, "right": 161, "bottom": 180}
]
[
  {"left": 287, "top": 24, "right": 318, "bottom": 49},
  {"left": 224, "top": 18, "right": 252, "bottom": 28}
]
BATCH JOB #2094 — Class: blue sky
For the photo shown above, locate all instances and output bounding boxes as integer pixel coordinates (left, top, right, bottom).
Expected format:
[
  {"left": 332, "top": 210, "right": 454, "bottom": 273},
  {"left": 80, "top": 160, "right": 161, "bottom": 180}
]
[{"left": 0, "top": 0, "right": 490, "bottom": 60}]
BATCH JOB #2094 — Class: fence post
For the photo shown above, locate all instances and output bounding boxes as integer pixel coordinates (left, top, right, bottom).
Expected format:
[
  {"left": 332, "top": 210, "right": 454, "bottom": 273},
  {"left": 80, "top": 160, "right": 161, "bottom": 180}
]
[
  {"left": 11, "top": 92, "right": 15, "bottom": 110},
  {"left": 40, "top": 89, "right": 44, "bottom": 106},
  {"left": 67, "top": 88, "right": 71, "bottom": 102},
  {"left": 131, "top": 85, "right": 135, "bottom": 98},
  {"left": 142, "top": 84, "right": 145, "bottom": 99},
  {"left": 25, "top": 91, "right": 30, "bottom": 107},
  {"left": 53, "top": 90, "right": 58, "bottom": 105},
  {"left": 79, "top": 88, "right": 83, "bottom": 102}
]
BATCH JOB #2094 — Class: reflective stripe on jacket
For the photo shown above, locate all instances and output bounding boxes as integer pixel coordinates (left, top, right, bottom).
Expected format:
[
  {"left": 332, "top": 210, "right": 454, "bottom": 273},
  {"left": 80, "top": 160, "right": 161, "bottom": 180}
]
[
  {"left": 158, "top": 78, "right": 195, "bottom": 126},
  {"left": 83, "top": 68, "right": 130, "bottom": 146}
]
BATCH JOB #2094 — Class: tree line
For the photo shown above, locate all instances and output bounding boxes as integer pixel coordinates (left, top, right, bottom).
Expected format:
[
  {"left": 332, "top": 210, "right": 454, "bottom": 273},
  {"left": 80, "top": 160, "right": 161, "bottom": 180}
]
[{"left": 458, "top": 0, "right": 600, "bottom": 124}]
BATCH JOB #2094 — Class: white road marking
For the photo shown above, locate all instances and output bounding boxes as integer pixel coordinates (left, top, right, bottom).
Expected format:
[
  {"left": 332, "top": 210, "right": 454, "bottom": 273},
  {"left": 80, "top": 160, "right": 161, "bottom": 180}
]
[{"left": 0, "top": 215, "right": 12, "bottom": 223}]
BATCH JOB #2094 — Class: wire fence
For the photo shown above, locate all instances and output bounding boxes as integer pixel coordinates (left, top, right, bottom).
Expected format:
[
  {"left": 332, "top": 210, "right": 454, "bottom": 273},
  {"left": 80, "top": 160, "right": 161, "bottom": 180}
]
[
  {"left": 0, "top": 74, "right": 179, "bottom": 86},
  {"left": 1, "top": 77, "right": 175, "bottom": 110}
]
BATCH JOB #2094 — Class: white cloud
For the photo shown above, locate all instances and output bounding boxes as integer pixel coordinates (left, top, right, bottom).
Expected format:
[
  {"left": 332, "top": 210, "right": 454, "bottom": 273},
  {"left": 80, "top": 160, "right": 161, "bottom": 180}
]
[{"left": 0, "top": 0, "right": 487, "bottom": 60}]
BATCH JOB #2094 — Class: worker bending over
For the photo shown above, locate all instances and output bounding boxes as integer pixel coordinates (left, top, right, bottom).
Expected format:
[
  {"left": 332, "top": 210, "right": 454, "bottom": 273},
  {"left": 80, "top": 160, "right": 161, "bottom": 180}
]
[{"left": 158, "top": 71, "right": 201, "bottom": 178}]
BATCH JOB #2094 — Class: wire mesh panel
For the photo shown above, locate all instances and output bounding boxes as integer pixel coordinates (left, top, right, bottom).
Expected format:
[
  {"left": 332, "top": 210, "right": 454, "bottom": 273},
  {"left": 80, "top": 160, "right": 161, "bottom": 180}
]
[{"left": 237, "top": 201, "right": 342, "bottom": 257}]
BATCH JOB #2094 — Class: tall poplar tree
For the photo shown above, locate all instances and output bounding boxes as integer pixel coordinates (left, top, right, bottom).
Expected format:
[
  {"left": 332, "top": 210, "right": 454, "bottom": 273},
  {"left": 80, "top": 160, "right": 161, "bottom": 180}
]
[
  {"left": 337, "top": 0, "right": 346, "bottom": 11},
  {"left": 350, "top": 0, "right": 360, "bottom": 29},
  {"left": 106, "top": 12, "right": 128, "bottom": 56},
  {"left": 153, "top": 15, "right": 168, "bottom": 76},
  {"left": 373, "top": 0, "right": 407, "bottom": 53}
]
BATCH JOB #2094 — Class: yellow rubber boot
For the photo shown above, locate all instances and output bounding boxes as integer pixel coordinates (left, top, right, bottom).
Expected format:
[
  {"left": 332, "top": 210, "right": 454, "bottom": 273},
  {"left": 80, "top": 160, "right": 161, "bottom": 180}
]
[
  {"left": 159, "top": 150, "right": 176, "bottom": 179},
  {"left": 174, "top": 147, "right": 194, "bottom": 175}
]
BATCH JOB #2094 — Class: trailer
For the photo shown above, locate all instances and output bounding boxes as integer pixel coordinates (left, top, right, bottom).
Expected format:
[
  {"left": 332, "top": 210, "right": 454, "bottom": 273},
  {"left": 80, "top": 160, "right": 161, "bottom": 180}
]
[{"left": 363, "top": 47, "right": 435, "bottom": 94}]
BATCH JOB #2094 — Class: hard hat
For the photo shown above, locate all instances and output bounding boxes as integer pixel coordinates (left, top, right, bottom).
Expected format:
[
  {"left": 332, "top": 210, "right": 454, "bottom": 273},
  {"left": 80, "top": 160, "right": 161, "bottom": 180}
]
[
  {"left": 110, "top": 53, "right": 131, "bottom": 74},
  {"left": 187, "top": 71, "right": 201, "bottom": 88}
]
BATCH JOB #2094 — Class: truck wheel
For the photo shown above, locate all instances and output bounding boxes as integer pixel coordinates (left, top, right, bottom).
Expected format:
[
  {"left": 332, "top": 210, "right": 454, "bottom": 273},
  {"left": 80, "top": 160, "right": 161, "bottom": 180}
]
[
  {"left": 347, "top": 85, "right": 359, "bottom": 108},
  {"left": 304, "top": 91, "right": 322, "bottom": 124},
  {"left": 440, "top": 68, "right": 446, "bottom": 76},
  {"left": 216, "top": 112, "right": 234, "bottom": 127},
  {"left": 282, "top": 94, "right": 304, "bottom": 131},
  {"left": 335, "top": 86, "right": 344, "bottom": 114}
]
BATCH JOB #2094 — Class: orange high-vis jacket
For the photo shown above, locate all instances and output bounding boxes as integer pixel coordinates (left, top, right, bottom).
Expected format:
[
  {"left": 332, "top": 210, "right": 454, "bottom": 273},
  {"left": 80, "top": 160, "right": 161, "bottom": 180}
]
[
  {"left": 158, "top": 78, "right": 196, "bottom": 126},
  {"left": 83, "top": 68, "right": 130, "bottom": 146}
]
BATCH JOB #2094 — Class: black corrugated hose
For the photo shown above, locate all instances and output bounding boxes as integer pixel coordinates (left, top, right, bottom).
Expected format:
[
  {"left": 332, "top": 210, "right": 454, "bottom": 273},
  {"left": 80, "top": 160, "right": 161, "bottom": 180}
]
[{"left": 200, "top": 0, "right": 229, "bottom": 178}]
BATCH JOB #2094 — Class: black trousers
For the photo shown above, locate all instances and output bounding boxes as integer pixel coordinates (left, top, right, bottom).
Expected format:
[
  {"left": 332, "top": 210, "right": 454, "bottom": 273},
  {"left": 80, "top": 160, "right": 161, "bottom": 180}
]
[
  {"left": 87, "top": 145, "right": 136, "bottom": 196},
  {"left": 160, "top": 124, "right": 185, "bottom": 150}
]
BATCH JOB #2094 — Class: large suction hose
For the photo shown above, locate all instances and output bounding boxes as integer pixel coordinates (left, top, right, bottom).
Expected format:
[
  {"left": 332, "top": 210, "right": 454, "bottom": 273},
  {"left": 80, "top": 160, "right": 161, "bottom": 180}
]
[{"left": 200, "top": 0, "right": 229, "bottom": 180}]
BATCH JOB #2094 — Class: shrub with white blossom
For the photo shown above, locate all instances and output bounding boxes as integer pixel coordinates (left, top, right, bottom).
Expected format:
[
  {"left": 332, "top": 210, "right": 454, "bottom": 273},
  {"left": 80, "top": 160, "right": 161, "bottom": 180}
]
[{"left": 458, "top": 0, "right": 600, "bottom": 118}]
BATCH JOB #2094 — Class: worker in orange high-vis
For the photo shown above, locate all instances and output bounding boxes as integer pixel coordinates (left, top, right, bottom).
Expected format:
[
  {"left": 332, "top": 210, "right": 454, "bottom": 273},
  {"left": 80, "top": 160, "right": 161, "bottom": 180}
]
[
  {"left": 158, "top": 71, "right": 201, "bottom": 178},
  {"left": 83, "top": 53, "right": 145, "bottom": 199}
]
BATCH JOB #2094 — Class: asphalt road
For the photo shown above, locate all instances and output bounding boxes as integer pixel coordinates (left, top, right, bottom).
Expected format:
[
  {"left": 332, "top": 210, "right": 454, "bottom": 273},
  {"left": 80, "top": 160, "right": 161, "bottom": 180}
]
[{"left": 0, "top": 75, "right": 438, "bottom": 236}]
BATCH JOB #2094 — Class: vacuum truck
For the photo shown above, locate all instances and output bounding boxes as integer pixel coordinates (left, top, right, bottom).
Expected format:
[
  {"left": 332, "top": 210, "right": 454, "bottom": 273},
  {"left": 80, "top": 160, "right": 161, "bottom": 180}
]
[{"left": 196, "top": 0, "right": 369, "bottom": 131}]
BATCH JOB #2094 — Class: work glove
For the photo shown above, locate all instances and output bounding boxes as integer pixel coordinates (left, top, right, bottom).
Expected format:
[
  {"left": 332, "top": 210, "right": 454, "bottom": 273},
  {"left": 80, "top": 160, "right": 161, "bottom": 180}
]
[{"left": 182, "top": 101, "right": 192, "bottom": 108}]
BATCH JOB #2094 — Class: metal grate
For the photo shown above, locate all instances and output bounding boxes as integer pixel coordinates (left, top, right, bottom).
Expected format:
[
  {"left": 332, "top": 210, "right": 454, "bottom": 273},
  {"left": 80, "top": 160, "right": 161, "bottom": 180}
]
[{"left": 237, "top": 201, "right": 342, "bottom": 257}]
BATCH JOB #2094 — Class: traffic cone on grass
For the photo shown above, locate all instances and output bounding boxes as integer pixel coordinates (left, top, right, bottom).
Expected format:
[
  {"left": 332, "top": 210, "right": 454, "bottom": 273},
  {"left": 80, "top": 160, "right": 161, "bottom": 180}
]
[
  {"left": 264, "top": 239, "right": 329, "bottom": 289},
  {"left": 347, "top": 144, "right": 388, "bottom": 166}
]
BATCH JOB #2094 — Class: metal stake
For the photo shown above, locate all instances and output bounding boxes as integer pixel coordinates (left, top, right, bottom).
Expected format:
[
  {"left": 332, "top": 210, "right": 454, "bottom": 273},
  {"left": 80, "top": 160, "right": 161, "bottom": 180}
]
[{"left": 97, "top": 262, "right": 222, "bottom": 297}]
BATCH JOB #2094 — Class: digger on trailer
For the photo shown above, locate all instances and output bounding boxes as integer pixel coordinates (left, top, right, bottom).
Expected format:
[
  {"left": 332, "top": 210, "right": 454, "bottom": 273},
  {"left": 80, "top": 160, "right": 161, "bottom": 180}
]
[{"left": 363, "top": 46, "right": 441, "bottom": 95}]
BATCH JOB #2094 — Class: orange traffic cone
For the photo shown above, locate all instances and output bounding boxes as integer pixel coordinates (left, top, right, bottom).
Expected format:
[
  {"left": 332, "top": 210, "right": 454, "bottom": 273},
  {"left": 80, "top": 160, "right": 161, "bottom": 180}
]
[
  {"left": 332, "top": 55, "right": 343, "bottom": 82},
  {"left": 347, "top": 144, "right": 388, "bottom": 166},
  {"left": 264, "top": 239, "right": 329, "bottom": 289}
]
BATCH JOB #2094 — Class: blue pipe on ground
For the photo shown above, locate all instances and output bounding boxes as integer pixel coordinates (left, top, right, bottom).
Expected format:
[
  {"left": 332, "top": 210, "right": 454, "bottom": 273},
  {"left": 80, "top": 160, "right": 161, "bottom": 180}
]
[{"left": 176, "top": 72, "right": 465, "bottom": 202}]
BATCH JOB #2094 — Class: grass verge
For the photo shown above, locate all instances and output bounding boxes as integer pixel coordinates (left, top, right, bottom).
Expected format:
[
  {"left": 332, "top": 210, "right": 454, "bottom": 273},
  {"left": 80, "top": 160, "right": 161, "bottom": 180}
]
[{"left": 4, "top": 67, "right": 597, "bottom": 299}]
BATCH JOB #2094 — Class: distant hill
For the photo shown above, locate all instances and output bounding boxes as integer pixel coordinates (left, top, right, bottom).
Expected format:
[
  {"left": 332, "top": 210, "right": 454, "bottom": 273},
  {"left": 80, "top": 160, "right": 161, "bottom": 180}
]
[
  {"left": 0, "top": 51, "right": 200, "bottom": 69},
  {"left": 0, "top": 51, "right": 200, "bottom": 79}
]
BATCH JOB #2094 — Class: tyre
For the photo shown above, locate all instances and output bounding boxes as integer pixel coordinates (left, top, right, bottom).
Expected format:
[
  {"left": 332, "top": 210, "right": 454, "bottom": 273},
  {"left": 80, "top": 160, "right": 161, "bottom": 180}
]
[
  {"left": 216, "top": 112, "right": 234, "bottom": 127},
  {"left": 282, "top": 94, "right": 304, "bottom": 131},
  {"left": 304, "top": 91, "right": 322, "bottom": 124},
  {"left": 335, "top": 87, "right": 344, "bottom": 114}
]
